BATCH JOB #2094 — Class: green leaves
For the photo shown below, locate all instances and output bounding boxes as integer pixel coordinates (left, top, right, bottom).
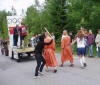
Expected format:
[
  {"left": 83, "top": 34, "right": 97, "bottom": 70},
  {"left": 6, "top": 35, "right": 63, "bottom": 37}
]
[
  {"left": 24, "top": 5, "right": 41, "bottom": 34},
  {"left": 0, "top": 10, "right": 10, "bottom": 39},
  {"left": 23, "top": 0, "right": 100, "bottom": 44},
  {"left": 44, "top": 0, "right": 67, "bottom": 32},
  {"left": 0, "top": 0, "right": 99, "bottom": 42},
  {"left": 2, "top": 18, "right": 8, "bottom": 38}
]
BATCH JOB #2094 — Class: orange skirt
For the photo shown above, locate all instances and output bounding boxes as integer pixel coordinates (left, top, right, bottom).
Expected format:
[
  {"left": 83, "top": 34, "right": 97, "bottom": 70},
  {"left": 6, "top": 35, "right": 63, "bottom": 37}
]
[
  {"left": 44, "top": 48, "right": 58, "bottom": 67},
  {"left": 61, "top": 46, "right": 73, "bottom": 63}
]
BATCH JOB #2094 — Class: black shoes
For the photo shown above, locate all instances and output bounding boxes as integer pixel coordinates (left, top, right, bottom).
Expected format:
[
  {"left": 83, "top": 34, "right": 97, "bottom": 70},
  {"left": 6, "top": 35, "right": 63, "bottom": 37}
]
[
  {"left": 70, "top": 64, "right": 74, "bottom": 67},
  {"left": 84, "top": 63, "right": 87, "bottom": 67},
  {"left": 54, "top": 69, "right": 57, "bottom": 73}
]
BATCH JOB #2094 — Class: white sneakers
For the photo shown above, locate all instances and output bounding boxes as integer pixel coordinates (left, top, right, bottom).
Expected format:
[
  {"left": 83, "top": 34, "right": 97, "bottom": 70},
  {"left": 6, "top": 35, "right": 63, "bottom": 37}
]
[
  {"left": 33, "top": 72, "right": 44, "bottom": 79},
  {"left": 33, "top": 76, "right": 40, "bottom": 79}
]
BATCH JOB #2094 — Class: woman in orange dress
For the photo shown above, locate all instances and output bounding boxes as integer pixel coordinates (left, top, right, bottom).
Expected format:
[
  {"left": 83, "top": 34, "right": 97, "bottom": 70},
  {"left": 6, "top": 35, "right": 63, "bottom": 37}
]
[
  {"left": 44, "top": 32, "right": 58, "bottom": 73},
  {"left": 60, "top": 30, "right": 74, "bottom": 67}
]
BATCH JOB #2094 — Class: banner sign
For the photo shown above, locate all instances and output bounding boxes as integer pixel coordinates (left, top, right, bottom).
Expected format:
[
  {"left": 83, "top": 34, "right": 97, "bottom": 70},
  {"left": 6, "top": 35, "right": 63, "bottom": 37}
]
[{"left": 7, "top": 16, "right": 22, "bottom": 34}]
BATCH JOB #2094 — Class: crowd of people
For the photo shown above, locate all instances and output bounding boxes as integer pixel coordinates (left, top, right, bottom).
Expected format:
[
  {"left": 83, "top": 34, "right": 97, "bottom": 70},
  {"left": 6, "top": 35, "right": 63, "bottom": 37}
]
[
  {"left": 70, "top": 28, "right": 100, "bottom": 58},
  {"left": 0, "top": 24, "right": 100, "bottom": 79},
  {"left": 33, "top": 28, "right": 100, "bottom": 79}
]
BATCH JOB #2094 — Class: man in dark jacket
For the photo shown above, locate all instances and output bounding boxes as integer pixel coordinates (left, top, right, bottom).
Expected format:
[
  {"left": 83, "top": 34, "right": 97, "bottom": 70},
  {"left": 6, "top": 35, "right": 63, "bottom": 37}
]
[
  {"left": 34, "top": 34, "right": 53, "bottom": 78},
  {"left": 13, "top": 25, "right": 19, "bottom": 46}
]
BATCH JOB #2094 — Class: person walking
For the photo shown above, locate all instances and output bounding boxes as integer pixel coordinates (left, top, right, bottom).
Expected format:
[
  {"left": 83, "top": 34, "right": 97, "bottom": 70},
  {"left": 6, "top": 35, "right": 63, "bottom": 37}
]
[
  {"left": 95, "top": 29, "right": 100, "bottom": 57},
  {"left": 34, "top": 34, "right": 53, "bottom": 79},
  {"left": 87, "top": 30, "right": 94, "bottom": 57},
  {"left": 44, "top": 32, "right": 58, "bottom": 73},
  {"left": 60, "top": 30, "right": 74, "bottom": 67},
  {"left": 72, "top": 31, "right": 87, "bottom": 69}
]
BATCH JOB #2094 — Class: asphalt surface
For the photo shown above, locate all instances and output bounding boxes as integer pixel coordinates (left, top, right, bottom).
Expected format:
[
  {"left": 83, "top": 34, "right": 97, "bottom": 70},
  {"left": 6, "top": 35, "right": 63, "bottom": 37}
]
[{"left": 0, "top": 52, "right": 100, "bottom": 85}]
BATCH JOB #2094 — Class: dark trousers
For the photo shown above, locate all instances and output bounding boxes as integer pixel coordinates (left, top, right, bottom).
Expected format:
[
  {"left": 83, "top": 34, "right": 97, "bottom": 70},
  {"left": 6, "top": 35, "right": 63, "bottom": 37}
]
[
  {"left": 20, "top": 36, "right": 26, "bottom": 46},
  {"left": 14, "top": 36, "right": 18, "bottom": 46},
  {"left": 1, "top": 47, "right": 8, "bottom": 56},
  {"left": 35, "top": 54, "right": 46, "bottom": 76},
  {"left": 20, "top": 36, "right": 23, "bottom": 46}
]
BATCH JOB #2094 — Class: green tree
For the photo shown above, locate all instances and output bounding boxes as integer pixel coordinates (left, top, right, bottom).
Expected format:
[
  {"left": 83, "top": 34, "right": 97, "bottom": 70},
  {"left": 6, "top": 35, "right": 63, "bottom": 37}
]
[
  {"left": 0, "top": 10, "right": 10, "bottom": 39},
  {"left": 89, "top": 4, "right": 100, "bottom": 34},
  {"left": 44, "top": 0, "right": 68, "bottom": 38},
  {"left": 21, "top": 0, "right": 100, "bottom": 48},
  {"left": 2, "top": 18, "right": 8, "bottom": 38},
  {"left": 24, "top": 5, "right": 41, "bottom": 34}
]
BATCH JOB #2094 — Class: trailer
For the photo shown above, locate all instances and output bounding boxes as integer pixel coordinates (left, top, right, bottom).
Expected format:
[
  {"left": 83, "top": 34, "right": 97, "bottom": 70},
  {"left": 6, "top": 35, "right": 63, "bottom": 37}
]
[
  {"left": 6, "top": 16, "right": 35, "bottom": 62},
  {"left": 11, "top": 46, "right": 35, "bottom": 62}
]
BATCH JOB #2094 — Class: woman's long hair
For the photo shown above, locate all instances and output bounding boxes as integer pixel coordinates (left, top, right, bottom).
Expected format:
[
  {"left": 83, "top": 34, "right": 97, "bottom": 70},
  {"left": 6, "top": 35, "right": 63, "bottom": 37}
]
[{"left": 74, "top": 30, "right": 84, "bottom": 40}]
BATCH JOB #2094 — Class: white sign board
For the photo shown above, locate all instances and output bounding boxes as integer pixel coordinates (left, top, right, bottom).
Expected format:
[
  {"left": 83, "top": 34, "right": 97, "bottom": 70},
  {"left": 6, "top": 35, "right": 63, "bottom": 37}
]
[
  {"left": 7, "top": 16, "right": 22, "bottom": 28},
  {"left": 6, "top": 16, "right": 22, "bottom": 58}
]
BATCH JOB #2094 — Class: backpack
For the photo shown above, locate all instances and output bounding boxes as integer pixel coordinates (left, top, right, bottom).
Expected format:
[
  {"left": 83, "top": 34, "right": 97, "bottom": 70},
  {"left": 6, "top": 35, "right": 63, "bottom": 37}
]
[{"left": 22, "top": 27, "right": 26, "bottom": 33}]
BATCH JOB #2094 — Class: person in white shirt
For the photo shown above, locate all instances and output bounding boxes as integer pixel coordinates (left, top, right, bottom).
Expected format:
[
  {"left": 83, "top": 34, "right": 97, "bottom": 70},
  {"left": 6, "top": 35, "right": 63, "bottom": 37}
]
[
  {"left": 72, "top": 31, "right": 87, "bottom": 69},
  {"left": 31, "top": 35, "right": 35, "bottom": 47},
  {"left": 51, "top": 33, "right": 55, "bottom": 40},
  {"left": 95, "top": 29, "right": 100, "bottom": 57}
]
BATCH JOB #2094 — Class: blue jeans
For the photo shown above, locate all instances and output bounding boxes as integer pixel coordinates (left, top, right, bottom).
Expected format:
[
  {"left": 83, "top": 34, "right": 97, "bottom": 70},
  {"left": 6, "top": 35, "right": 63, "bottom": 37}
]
[
  {"left": 89, "top": 45, "right": 94, "bottom": 57},
  {"left": 97, "top": 47, "right": 100, "bottom": 57},
  {"left": 85, "top": 45, "right": 88, "bottom": 56}
]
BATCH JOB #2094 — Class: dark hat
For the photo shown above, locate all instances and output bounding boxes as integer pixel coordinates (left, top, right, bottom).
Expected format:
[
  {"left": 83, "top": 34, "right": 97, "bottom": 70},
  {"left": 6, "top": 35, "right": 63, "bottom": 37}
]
[{"left": 39, "top": 35, "right": 45, "bottom": 41}]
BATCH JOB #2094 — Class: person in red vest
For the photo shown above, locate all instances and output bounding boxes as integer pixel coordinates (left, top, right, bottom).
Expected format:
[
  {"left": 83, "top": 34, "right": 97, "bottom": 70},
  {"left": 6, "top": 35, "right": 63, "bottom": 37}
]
[{"left": 19, "top": 22, "right": 28, "bottom": 47}]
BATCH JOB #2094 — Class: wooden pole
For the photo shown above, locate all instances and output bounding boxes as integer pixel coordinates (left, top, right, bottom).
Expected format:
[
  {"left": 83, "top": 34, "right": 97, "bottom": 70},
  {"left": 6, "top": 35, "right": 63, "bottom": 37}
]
[{"left": 44, "top": 28, "right": 52, "bottom": 37}]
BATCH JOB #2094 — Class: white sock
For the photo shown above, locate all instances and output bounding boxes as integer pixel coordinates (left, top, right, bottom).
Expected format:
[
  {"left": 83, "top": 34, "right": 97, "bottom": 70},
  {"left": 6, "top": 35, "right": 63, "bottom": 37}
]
[
  {"left": 82, "top": 56, "right": 86, "bottom": 63},
  {"left": 80, "top": 58, "right": 84, "bottom": 67}
]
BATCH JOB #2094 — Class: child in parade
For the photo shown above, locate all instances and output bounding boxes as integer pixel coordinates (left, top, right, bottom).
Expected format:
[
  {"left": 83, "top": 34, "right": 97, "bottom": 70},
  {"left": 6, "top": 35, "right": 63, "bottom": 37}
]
[{"left": 72, "top": 31, "right": 87, "bottom": 69}]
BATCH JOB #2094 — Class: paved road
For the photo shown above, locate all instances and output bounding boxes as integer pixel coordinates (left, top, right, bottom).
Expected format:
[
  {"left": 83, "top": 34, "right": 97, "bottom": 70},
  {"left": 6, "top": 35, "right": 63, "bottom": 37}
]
[{"left": 0, "top": 52, "right": 100, "bottom": 85}]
